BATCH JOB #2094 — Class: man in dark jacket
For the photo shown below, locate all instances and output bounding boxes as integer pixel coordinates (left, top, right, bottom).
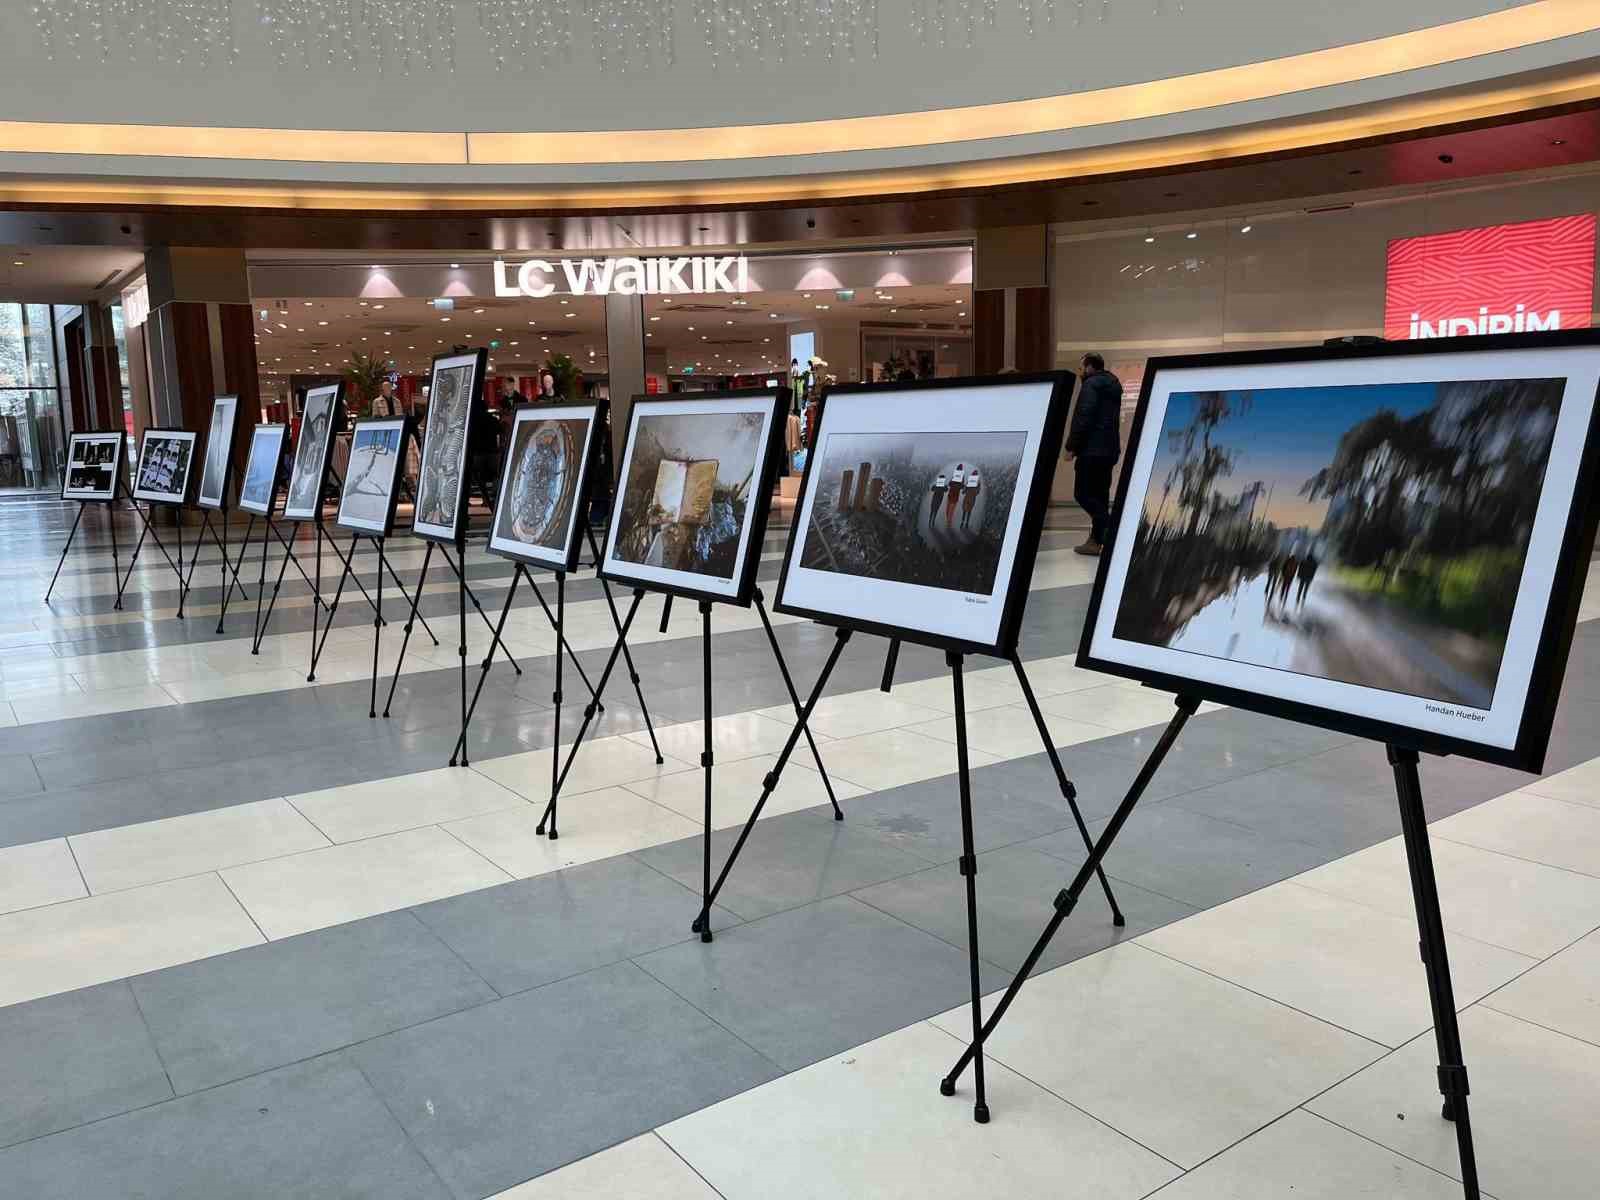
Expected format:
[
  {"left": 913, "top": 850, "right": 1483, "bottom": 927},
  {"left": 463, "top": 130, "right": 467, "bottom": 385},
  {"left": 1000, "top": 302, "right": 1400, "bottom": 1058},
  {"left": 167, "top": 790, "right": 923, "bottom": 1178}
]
[{"left": 1065, "top": 352, "right": 1122, "bottom": 555}]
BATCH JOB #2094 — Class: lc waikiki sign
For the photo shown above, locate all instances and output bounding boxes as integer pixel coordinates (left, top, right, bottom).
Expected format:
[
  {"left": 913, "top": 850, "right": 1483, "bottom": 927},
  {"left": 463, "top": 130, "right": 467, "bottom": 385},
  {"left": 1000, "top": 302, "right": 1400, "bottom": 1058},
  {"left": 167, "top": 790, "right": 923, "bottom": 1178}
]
[
  {"left": 494, "top": 255, "right": 750, "bottom": 299},
  {"left": 1384, "top": 214, "right": 1596, "bottom": 340}
]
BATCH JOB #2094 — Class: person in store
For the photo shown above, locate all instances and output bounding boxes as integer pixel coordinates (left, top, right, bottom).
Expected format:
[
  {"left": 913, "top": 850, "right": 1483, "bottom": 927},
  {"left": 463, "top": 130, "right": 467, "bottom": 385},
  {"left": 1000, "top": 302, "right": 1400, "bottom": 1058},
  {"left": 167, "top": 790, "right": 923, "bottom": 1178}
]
[
  {"left": 1064, "top": 351, "right": 1123, "bottom": 556},
  {"left": 376, "top": 378, "right": 400, "bottom": 417}
]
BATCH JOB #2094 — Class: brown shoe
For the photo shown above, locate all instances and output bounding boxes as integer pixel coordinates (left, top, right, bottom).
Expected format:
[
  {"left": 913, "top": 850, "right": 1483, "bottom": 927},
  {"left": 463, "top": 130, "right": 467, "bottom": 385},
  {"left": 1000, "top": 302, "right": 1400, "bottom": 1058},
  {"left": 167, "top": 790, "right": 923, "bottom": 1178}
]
[{"left": 1074, "top": 540, "right": 1103, "bottom": 556}]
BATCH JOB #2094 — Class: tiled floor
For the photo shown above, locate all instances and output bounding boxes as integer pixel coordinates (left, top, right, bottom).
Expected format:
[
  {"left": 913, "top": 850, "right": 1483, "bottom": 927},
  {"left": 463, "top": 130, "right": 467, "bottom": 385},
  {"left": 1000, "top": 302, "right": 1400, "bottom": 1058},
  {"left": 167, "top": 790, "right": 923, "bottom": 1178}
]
[{"left": 0, "top": 498, "right": 1597, "bottom": 1196}]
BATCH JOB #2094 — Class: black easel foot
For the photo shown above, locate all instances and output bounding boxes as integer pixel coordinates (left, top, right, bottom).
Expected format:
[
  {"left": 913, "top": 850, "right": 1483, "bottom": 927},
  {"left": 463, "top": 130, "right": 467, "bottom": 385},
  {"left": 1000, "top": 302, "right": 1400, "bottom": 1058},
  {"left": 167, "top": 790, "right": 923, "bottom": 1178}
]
[{"left": 938, "top": 1077, "right": 956, "bottom": 1097}]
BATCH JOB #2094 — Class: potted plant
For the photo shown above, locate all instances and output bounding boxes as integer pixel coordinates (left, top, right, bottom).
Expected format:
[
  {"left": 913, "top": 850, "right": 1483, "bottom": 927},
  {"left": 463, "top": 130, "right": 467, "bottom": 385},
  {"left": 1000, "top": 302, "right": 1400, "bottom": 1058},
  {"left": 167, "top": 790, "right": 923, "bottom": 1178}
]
[{"left": 343, "top": 351, "right": 388, "bottom": 418}]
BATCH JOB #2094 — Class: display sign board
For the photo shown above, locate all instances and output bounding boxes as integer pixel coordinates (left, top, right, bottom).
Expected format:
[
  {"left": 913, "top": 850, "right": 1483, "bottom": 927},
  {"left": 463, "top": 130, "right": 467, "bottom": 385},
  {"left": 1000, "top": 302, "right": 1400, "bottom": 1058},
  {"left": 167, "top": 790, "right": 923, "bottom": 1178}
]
[
  {"left": 238, "top": 424, "right": 286, "bottom": 516},
  {"left": 283, "top": 383, "right": 344, "bottom": 521},
  {"left": 131, "top": 428, "right": 198, "bottom": 506},
  {"left": 776, "top": 373, "right": 1073, "bottom": 655},
  {"left": 494, "top": 255, "right": 750, "bottom": 298},
  {"left": 336, "top": 418, "right": 410, "bottom": 537},
  {"left": 1384, "top": 214, "right": 1596, "bottom": 341},
  {"left": 488, "top": 401, "right": 604, "bottom": 573},
  {"left": 1080, "top": 330, "right": 1600, "bottom": 772},
  {"left": 62, "top": 431, "right": 125, "bottom": 502},
  {"left": 412, "top": 348, "right": 487, "bottom": 544},
  {"left": 600, "top": 390, "right": 783, "bottom": 606},
  {"left": 196, "top": 394, "right": 238, "bottom": 511}
]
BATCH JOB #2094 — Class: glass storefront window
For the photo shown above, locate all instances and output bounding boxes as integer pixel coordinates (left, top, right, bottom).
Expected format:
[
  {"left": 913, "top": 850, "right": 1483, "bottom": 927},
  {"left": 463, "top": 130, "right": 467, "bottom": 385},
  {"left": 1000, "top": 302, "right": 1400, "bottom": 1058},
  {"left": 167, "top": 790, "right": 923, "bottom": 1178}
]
[
  {"left": 861, "top": 328, "right": 973, "bottom": 381},
  {"left": 0, "top": 303, "right": 65, "bottom": 490}
]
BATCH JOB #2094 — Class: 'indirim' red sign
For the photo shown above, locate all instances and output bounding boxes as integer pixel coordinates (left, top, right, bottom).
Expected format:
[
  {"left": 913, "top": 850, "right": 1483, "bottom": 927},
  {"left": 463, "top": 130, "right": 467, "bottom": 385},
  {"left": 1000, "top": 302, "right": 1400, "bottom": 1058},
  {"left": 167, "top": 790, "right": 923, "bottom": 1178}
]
[{"left": 1384, "top": 214, "right": 1596, "bottom": 341}]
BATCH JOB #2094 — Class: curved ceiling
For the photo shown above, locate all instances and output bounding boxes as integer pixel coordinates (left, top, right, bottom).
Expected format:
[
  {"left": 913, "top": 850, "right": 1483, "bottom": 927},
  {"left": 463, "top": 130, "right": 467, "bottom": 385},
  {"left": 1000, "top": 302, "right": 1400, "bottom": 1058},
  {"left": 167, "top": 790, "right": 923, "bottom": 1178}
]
[{"left": 0, "top": 1, "right": 1597, "bottom": 209}]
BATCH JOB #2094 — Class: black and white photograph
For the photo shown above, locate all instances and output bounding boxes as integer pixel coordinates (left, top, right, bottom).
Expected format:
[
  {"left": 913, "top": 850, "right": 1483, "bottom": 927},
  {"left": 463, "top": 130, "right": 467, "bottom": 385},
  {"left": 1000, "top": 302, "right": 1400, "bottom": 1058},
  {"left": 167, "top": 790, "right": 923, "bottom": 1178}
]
[
  {"left": 62, "top": 431, "right": 124, "bottom": 501},
  {"left": 777, "top": 376, "right": 1069, "bottom": 652},
  {"left": 238, "top": 424, "right": 286, "bottom": 516},
  {"left": 336, "top": 418, "right": 408, "bottom": 536},
  {"left": 132, "top": 429, "right": 198, "bottom": 506},
  {"left": 196, "top": 394, "right": 238, "bottom": 510},
  {"left": 284, "top": 383, "right": 342, "bottom": 521},
  {"left": 601, "top": 391, "right": 782, "bottom": 603},
  {"left": 1082, "top": 335, "right": 1600, "bottom": 768},
  {"left": 488, "top": 403, "right": 601, "bottom": 571},
  {"left": 413, "top": 350, "right": 484, "bottom": 543}
]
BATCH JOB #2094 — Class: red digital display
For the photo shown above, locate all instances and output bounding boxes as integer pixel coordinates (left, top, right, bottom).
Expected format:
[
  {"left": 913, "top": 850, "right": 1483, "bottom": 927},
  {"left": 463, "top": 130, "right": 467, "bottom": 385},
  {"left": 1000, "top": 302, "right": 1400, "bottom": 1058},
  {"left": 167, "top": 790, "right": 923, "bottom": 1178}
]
[{"left": 1384, "top": 214, "right": 1596, "bottom": 341}]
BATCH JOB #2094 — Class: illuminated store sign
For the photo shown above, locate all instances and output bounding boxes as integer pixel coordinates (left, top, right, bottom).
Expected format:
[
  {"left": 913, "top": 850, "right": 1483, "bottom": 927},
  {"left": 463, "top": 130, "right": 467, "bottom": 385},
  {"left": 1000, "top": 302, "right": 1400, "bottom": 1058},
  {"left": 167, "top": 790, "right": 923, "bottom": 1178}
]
[
  {"left": 1384, "top": 214, "right": 1596, "bottom": 340},
  {"left": 494, "top": 255, "right": 750, "bottom": 298}
]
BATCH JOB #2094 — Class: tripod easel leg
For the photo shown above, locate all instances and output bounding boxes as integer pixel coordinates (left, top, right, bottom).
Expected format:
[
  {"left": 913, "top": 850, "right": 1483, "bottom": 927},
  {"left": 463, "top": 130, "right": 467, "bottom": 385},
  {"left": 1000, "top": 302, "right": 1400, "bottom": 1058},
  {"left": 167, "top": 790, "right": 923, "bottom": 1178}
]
[
  {"left": 252, "top": 521, "right": 301, "bottom": 654},
  {"left": 587, "top": 524, "right": 659, "bottom": 755},
  {"left": 308, "top": 533, "right": 360, "bottom": 681},
  {"left": 450, "top": 563, "right": 526, "bottom": 766},
  {"left": 456, "top": 537, "right": 469, "bottom": 766},
  {"left": 441, "top": 544, "right": 521, "bottom": 676},
  {"left": 537, "top": 589, "right": 647, "bottom": 838},
  {"left": 1012, "top": 654, "right": 1123, "bottom": 925},
  {"left": 698, "top": 600, "right": 715, "bottom": 942},
  {"left": 754, "top": 588, "right": 841, "bottom": 819},
  {"left": 108, "top": 500, "right": 120, "bottom": 611},
  {"left": 948, "top": 651, "right": 990, "bottom": 1123},
  {"left": 692, "top": 626, "right": 853, "bottom": 937},
  {"left": 43, "top": 504, "right": 85, "bottom": 605},
  {"left": 1389, "top": 745, "right": 1481, "bottom": 1200},
  {"left": 251, "top": 514, "right": 269, "bottom": 644},
  {"left": 174, "top": 509, "right": 186, "bottom": 619},
  {"left": 370, "top": 538, "right": 384, "bottom": 718},
  {"left": 527, "top": 577, "right": 601, "bottom": 709},
  {"left": 880, "top": 637, "right": 901, "bottom": 692},
  {"left": 212, "top": 512, "right": 254, "bottom": 635},
  {"left": 549, "top": 572, "right": 566, "bottom": 828},
  {"left": 382, "top": 541, "right": 436, "bottom": 718},
  {"left": 942, "top": 694, "right": 1199, "bottom": 1094}
]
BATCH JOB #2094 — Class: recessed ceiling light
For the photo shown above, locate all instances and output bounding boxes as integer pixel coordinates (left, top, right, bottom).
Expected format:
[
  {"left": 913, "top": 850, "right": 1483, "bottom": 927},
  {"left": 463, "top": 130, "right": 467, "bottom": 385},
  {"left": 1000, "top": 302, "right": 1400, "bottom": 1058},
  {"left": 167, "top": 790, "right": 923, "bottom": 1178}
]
[
  {"left": 889, "top": 308, "right": 897, "bottom": 313},
  {"left": 528, "top": 320, "right": 536, "bottom": 325},
  {"left": 473, "top": 308, "right": 485, "bottom": 314},
  {"left": 303, "top": 301, "right": 313, "bottom": 306},
  {"left": 1144, "top": 235, "right": 1156, "bottom": 243},
  {"left": 565, "top": 313, "right": 576, "bottom": 318},
  {"left": 1239, "top": 224, "right": 1252, "bottom": 234},
  {"left": 687, "top": 325, "right": 695, "bottom": 330},
  {"left": 317, "top": 320, "right": 329, "bottom": 326},
  {"left": 649, "top": 316, "right": 661, "bottom": 321},
  {"left": 725, "top": 319, "right": 734, "bottom": 325},
  {"left": 296, "top": 327, "right": 305, "bottom": 332},
  {"left": 372, "top": 304, "right": 384, "bottom": 310},
  {"left": 1186, "top": 231, "right": 1198, "bottom": 239},
  {"left": 559, "top": 299, "right": 568, "bottom": 305},
  {"left": 359, "top": 300, "right": 368, "bottom": 306},
  {"left": 1550, "top": 138, "right": 1568, "bottom": 147},
  {"left": 803, "top": 293, "right": 811, "bottom": 298},
  {"left": 450, "top": 263, "right": 460, "bottom": 269}
]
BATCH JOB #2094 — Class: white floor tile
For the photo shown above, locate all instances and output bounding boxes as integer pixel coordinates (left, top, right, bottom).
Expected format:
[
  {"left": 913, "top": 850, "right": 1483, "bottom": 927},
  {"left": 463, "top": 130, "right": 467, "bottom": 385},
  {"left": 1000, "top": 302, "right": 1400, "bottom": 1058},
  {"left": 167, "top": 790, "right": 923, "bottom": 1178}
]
[
  {"left": 625, "top": 712, "right": 809, "bottom": 765},
  {"left": 0, "top": 700, "right": 15, "bottom": 728},
  {"left": 1309, "top": 1005, "right": 1600, "bottom": 1200},
  {"left": 931, "top": 944, "right": 1382, "bottom": 1168},
  {"left": 472, "top": 734, "right": 696, "bottom": 802},
  {"left": 806, "top": 727, "right": 1003, "bottom": 793},
  {"left": 0, "top": 838, "right": 87, "bottom": 915},
  {"left": 0, "top": 873, "right": 264, "bottom": 1008},
  {"left": 992, "top": 654, "right": 1109, "bottom": 697},
  {"left": 220, "top": 826, "right": 510, "bottom": 940},
  {"left": 488, "top": 1134, "right": 718, "bottom": 1199},
  {"left": 1522, "top": 758, "right": 1600, "bottom": 810},
  {"left": 1145, "top": 1109, "right": 1467, "bottom": 1199},
  {"left": 877, "top": 673, "right": 1023, "bottom": 715},
  {"left": 623, "top": 754, "right": 863, "bottom": 829},
  {"left": 1293, "top": 834, "right": 1600, "bottom": 958},
  {"left": 291, "top": 767, "right": 530, "bottom": 843},
  {"left": 444, "top": 787, "right": 700, "bottom": 879},
  {"left": 1138, "top": 882, "right": 1535, "bottom": 1047},
  {"left": 69, "top": 798, "right": 331, "bottom": 894},
  {"left": 1039, "top": 683, "right": 1189, "bottom": 732},
  {"left": 11, "top": 683, "right": 176, "bottom": 724},
  {"left": 1434, "top": 791, "right": 1600, "bottom": 878},
  {"left": 1483, "top": 928, "right": 1600, "bottom": 1048},
  {"left": 757, "top": 691, "right": 946, "bottom": 740},
  {"left": 905, "top": 702, "right": 1114, "bottom": 759},
  {"left": 0, "top": 675, "right": 82, "bottom": 703},
  {"left": 660, "top": 1021, "right": 1179, "bottom": 1200}
]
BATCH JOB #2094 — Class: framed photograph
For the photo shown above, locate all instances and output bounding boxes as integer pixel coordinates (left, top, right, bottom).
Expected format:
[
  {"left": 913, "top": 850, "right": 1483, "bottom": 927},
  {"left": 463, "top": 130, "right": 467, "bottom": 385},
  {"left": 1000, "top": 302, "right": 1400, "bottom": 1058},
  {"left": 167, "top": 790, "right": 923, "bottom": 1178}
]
[
  {"left": 600, "top": 389, "right": 784, "bottom": 606},
  {"left": 62, "top": 431, "right": 125, "bottom": 502},
  {"left": 283, "top": 382, "right": 344, "bottom": 521},
  {"left": 238, "top": 424, "right": 287, "bottom": 517},
  {"left": 489, "top": 401, "right": 604, "bottom": 572},
  {"left": 196, "top": 394, "right": 239, "bottom": 511},
  {"left": 131, "top": 428, "right": 198, "bottom": 506},
  {"left": 413, "top": 348, "right": 487, "bottom": 544},
  {"left": 336, "top": 418, "right": 409, "bottom": 537},
  {"left": 1079, "top": 329, "right": 1600, "bottom": 772},
  {"left": 775, "top": 373, "right": 1074, "bottom": 655}
]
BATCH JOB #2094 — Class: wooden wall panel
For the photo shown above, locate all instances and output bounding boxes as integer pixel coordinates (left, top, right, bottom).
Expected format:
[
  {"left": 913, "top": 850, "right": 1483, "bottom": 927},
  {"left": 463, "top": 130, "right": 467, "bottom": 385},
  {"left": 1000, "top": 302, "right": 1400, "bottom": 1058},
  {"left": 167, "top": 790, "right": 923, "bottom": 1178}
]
[
  {"left": 1014, "top": 285, "right": 1054, "bottom": 373},
  {"left": 218, "top": 302, "right": 261, "bottom": 480},
  {"left": 972, "top": 287, "right": 1005, "bottom": 376}
]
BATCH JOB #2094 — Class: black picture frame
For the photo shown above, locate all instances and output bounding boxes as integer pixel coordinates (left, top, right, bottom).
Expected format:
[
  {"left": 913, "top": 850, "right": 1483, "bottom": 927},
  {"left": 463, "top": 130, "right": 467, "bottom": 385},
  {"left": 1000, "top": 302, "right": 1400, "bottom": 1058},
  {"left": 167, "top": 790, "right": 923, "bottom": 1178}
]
[
  {"left": 600, "top": 387, "right": 787, "bottom": 609},
  {"left": 335, "top": 416, "right": 411, "bottom": 538},
  {"left": 412, "top": 347, "right": 488, "bottom": 546},
  {"left": 283, "top": 382, "right": 346, "bottom": 522},
  {"left": 238, "top": 423, "right": 287, "bottom": 517},
  {"left": 487, "top": 398, "right": 606, "bottom": 574},
  {"left": 1076, "top": 327, "right": 1600, "bottom": 774},
  {"left": 196, "top": 393, "right": 239, "bottom": 512},
  {"left": 773, "top": 370, "right": 1076, "bottom": 657},
  {"left": 61, "top": 430, "right": 126, "bottom": 503},
  {"left": 131, "top": 426, "right": 199, "bottom": 507}
]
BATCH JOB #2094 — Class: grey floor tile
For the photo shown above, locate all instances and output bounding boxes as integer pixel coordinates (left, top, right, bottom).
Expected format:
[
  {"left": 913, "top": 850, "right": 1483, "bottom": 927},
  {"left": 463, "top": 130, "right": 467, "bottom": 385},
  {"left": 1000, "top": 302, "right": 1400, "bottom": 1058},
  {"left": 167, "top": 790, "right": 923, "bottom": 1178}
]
[
  {"left": 633, "top": 894, "right": 1011, "bottom": 1071},
  {"left": 351, "top": 959, "right": 778, "bottom": 1199},
  {"left": 0, "top": 1054, "right": 448, "bottom": 1200},
  {"left": 978, "top": 744, "right": 1202, "bottom": 820},
  {"left": 0, "top": 752, "right": 43, "bottom": 800},
  {"left": 632, "top": 809, "right": 934, "bottom": 922},
  {"left": 846, "top": 763, "right": 1082, "bottom": 863},
  {"left": 1041, "top": 804, "right": 1334, "bottom": 910},
  {"left": 852, "top": 845, "right": 1195, "bottom": 974},
  {"left": 412, "top": 856, "right": 738, "bottom": 995},
  {"left": 0, "top": 982, "right": 173, "bottom": 1149},
  {"left": 130, "top": 911, "right": 497, "bottom": 1095}
]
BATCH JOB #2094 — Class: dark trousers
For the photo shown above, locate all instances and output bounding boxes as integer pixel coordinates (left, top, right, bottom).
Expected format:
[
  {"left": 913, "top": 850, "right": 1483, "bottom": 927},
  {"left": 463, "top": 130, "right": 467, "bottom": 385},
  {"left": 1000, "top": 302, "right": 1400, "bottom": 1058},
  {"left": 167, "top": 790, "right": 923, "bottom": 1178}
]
[{"left": 1073, "top": 456, "right": 1116, "bottom": 545}]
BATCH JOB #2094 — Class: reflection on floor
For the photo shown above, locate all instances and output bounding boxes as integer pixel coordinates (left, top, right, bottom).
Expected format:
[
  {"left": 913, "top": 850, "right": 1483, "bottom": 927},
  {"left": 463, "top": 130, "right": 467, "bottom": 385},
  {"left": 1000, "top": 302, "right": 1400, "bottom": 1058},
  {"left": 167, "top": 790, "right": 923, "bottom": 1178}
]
[{"left": 0, "top": 498, "right": 1596, "bottom": 1198}]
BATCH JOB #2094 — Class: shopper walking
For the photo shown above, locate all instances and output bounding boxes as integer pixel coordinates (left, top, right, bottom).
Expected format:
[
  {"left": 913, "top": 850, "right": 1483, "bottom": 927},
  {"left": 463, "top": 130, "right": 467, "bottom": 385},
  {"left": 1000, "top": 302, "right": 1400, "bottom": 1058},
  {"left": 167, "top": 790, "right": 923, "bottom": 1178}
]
[{"left": 1065, "top": 352, "right": 1123, "bottom": 556}]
